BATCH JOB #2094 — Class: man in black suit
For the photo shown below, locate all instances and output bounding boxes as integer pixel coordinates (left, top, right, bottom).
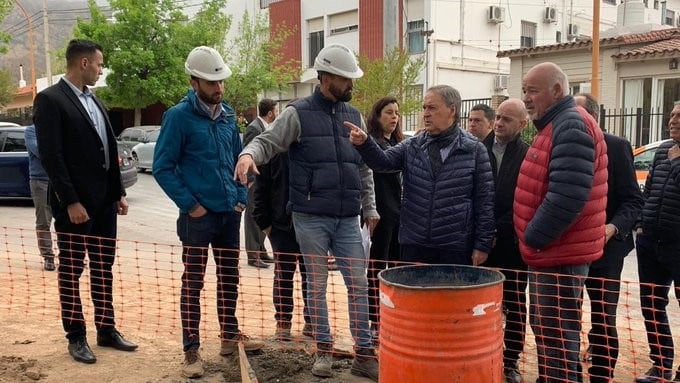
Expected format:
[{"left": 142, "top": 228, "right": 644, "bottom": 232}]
[
  {"left": 575, "top": 94, "right": 643, "bottom": 383},
  {"left": 33, "top": 39, "right": 138, "bottom": 364},
  {"left": 483, "top": 98, "right": 530, "bottom": 383},
  {"left": 243, "top": 98, "right": 278, "bottom": 268}
]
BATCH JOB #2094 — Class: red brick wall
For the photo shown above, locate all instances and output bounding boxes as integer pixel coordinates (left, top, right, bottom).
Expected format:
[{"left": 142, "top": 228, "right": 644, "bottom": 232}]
[
  {"left": 359, "top": 0, "right": 383, "bottom": 60},
  {"left": 270, "top": 0, "right": 302, "bottom": 80}
]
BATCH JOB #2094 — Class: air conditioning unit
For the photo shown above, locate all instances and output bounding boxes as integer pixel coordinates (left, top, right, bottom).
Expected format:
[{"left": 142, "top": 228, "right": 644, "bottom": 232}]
[
  {"left": 494, "top": 74, "right": 509, "bottom": 90},
  {"left": 488, "top": 6, "right": 506, "bottom": 24},
  {"left": 567, "top": 23, "right": 579, "bottom": 38},
  {"left": 544, "top": 7, "right": 558, "bottom": 23}
]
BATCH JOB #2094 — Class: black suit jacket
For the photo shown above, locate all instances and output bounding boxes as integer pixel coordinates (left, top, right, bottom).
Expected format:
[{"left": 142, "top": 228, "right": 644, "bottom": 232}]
[
  {"left": 33, "top": 79, "right": 123, "bottom": 213},
  {"left": 243, "top": 118, "right": 265, "bottom": 147},
  {"left": 593, "top": 133, "right": 643, "bottom": 267}
]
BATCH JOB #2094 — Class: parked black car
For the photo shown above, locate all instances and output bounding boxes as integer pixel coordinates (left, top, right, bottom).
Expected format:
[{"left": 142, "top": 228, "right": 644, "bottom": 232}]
[{"left": 0, "top": 125, "right": 136, "bottom": 198}]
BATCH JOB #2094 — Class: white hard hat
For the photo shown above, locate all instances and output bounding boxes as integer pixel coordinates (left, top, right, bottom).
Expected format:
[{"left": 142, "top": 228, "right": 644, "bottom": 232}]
[
  {"left": 184, "top": 46, "right": 232, "bottom": 81},
  {"left": 313, "top": 43, "right": 363, "bottom": 79}
]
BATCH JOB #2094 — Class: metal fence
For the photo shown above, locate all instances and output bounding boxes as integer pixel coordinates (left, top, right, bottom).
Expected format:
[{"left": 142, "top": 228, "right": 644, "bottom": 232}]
[{"left": 600, "top": 106, "right": 668, "bottom": 147}]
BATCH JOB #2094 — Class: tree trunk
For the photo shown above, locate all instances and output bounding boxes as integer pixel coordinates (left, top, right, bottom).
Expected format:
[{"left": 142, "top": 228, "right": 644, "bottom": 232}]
[{"left": 134, "top": 108, "right": 142, "bottom": 126}]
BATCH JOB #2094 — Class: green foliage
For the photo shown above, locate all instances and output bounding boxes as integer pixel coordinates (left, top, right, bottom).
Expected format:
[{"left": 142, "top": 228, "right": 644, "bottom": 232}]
[
  {"left": 352, "top": 47, "right": 424, "bottom": 118},
  {"left": 0, "top": 68, "right": 16, "bottom": 106},
  {"left": 74, "top": 0, "right": 230, "bottom": 109},
  {"left": 521, "top": 120, "right": 537, "bottom": 144},
  {"left": 222, "top": 11, "right": 298, "bottom": 114},
  {"left": 0, "top": 0, "right": 12, "bottom": 54}
]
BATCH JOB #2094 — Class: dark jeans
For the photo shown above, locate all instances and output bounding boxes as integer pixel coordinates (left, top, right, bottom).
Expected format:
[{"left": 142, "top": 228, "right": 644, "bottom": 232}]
[
  {"left": 585, "top": 254, "right": 625, "bottom": 382},
  {"left": 269, "top": 226, "right": 310, "bottom": 324},
  {"left": 486, "top": 240, "right": 528, "bottom": 368},
  {"left": 52, "top": 201, "right": 118, "bottom": 341},
  {"left": 400, "top": 244, "right": 471, "bottom": 265},
  {"left": 636, "top": 233, "right": 680, "bottom": 370},
  {"left": 244, "top": 186, "right": 267, "bottom": 261},
  {"left": 367, "top": 217, "right": 400, "bottom": 324},
  {"left": 529, "top": 264, "right": 589, "bottom": 383},
  {"left": 177, "top": 210, "right": 241, "bottom": 352}
]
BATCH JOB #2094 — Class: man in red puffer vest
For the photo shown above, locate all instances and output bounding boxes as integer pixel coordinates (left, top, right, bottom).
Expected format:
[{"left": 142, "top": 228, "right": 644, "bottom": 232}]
[{"left": 513, "top": 62, "right": 608, "bottom": 383}]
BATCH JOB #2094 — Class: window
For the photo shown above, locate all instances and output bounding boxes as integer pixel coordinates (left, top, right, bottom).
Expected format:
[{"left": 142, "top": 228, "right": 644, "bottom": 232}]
[
  {"left": 556, "top": 31, "right": 562, "bottom": 43},
  {"left": 1, "top": 131, "right": 26, "bottom": 152},
  {"left": 665, "top": 9, "right": 676, "bottom": 25},
  {"left": 654, "top": 0, "right": 659, "bottom": 9},
  {"left": 259, "top": 0, "right": 275, "bottom": 8},
  {"left": 603, "top": 0, "right": 616, "bottom": 4},
  {"left": 407, "top": 19, "right": 425, "bottom": 54},
  {"left": 329, "top": 10, "right": 358, "bottom": 35},
  {"left": 308, "top": 17, "right": 324, "bottom": 68},
  {"left": 520, "top": 21, "right": 536, "bottom": 48}
]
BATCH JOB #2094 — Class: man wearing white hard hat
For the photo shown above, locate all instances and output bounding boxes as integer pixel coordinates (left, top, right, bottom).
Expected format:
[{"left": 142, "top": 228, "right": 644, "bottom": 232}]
[
  {"left": 235, "top": 43, "right": 380, "bottom": 381},
  {"left": 154, "top": 46, "right": 264, "bottom": 379}
]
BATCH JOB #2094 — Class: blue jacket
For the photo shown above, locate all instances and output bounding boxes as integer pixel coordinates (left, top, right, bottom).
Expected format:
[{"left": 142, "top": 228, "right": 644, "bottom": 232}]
[
  {"left": 288, "top": 88, "right": 365, "bottom": 217},
  {"left": 356, "top": 125, "right": 495, "bottom": 253},
  {"left": 24, "top": 124, "right": 49, "bottom": 182},
  {"left": 153, "top": 89, "right": 247, "bottom": 213}
]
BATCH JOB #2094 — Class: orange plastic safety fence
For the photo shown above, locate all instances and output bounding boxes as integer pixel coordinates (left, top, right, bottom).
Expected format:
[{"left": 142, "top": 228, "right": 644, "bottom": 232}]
[{"left": 1, "top": 225, "right": 680, "bottom": 382}]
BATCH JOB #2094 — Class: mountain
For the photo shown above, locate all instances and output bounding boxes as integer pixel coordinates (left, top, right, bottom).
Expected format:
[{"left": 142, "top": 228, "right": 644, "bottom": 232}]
[{"left": 0, "top": 0, "right": 109, "bottom": 84}]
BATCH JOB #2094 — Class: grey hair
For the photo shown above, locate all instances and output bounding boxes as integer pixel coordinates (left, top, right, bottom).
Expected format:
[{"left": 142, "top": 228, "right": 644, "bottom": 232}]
[{"left": 427, "top": 85, "right": 462, "bottom": 124}]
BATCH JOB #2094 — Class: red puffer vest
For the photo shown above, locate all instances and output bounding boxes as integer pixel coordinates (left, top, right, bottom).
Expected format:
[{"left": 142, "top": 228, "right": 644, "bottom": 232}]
[{"left": 514, "top": 105, "right": 608, "bottom": 267}]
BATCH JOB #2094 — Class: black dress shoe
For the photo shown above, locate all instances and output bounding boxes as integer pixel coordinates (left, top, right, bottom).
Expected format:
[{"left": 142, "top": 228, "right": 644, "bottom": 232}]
[
  {"left": 248, "top": 259, "right": 269, "bottom": 268},
  {"left": 44, "top": 256, "right": 55, "bottom": 271},
  {"left": 68, "top": 338, "right": 97, "bottom": 364},
  {"left": 97, "top": 330, "right": 138, "bottom": 351},
  {"left": 260, "top": 254, "right": 275, "bottom": 263}
]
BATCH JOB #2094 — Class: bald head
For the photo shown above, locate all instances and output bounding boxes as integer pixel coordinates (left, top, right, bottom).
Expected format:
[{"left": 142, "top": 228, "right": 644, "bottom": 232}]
[
  {"left": 494, "top": 98, "right": 527, "bottom": 144},
  {"left": 522, "top": 62, "right": 569, "bottom": 120},
  {"left": 574, "top": 93, "right": 599, "bottom": 121}
]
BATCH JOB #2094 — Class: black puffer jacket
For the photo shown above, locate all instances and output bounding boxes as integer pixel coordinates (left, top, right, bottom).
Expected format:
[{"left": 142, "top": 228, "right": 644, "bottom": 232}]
[{"left": 640, "top": 139, "right": 680, "bottom": 241}]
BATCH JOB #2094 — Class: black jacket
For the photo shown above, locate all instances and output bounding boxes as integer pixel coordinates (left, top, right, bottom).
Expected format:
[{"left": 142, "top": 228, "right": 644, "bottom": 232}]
[
  {"left": 593, "top": 133, "right": 642, "bottom": 267},
  {"left": 640, "top": 139, "right": 680, "bottom": 242},
  {"left": 33, "top": 79, "right": 123, "bottom": 213},
  {"left": 483, "top": 132, "right": 529, "bottom": 241},
  {"left": 252, "top": 152, "right": 292, "bottom": 232},
  {"left": 244, "top": 117, "right": 265, "bottom": 147},
  {"left": 372, "top": 137, "right": 402, "bottom": 222}
]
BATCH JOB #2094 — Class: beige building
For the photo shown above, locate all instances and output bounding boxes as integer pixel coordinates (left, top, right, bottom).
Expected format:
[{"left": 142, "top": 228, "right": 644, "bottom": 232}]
[{"left": 498, "top": 26, "right": 680, "bottom": 146}]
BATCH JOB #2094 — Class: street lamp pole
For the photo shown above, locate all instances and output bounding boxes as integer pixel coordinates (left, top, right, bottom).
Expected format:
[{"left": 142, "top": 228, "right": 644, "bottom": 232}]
[{"left": 13, "top": 0, "right": 36, "bottom": 100}]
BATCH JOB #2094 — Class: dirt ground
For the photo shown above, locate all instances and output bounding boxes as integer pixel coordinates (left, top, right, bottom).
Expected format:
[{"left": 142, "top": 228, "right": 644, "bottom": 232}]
[{"left": 0, "top": 231, "right": 373, "bottom": 383}]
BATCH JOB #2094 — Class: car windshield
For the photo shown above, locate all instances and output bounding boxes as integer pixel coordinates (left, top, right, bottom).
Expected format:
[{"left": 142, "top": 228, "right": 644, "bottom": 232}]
[{"left": 147, "top": 130, "right": 160, "bottom": 143}]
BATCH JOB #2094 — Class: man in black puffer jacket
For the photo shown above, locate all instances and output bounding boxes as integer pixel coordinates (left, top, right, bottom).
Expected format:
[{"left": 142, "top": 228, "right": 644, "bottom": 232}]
[{"left": 635, "top": 101, "right": 680, "bottom": 383}]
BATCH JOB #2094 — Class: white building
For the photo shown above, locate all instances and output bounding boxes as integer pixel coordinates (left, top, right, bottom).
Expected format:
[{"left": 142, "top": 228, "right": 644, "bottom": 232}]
[{"left": 265, "top": 0, "right": 680, "bottom": 102}]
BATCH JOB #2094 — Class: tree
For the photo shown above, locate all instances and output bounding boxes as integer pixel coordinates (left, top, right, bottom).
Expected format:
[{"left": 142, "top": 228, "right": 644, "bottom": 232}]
[
  {"left": 0, "top": 0, "right": 16, "bottom": 106},
  {"left": 0, "top": 69, "right": 15, "bottom": 106},
  {"left": 352, "top": 47, "right": 424, "bottom": 119},
  {"left": 222, "top": 11, "right": 298, "bottom": 121},
  {"left": 0, "top": 0, "right": 11, "bottom": 54},
  {"left": 74, "top": 0, "right": 230, "bottom": 125}
]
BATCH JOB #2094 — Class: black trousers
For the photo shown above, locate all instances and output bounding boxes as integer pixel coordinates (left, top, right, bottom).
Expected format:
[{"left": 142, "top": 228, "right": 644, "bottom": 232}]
[
  {"left": 636, "top": 233, "right": 680, "bottom": 371},
  {"left": 177, "top": 211, "right": 241, "bottom": 351},
  {"left": 367, "top": 217, "right": 400, "bottom": 324},
  {"left": 585, "top": 253, "right": 625, "bottom": 382},
  {"left": 269, "top": 226, "right": 310, "bottom": 324},
  {"left": 486, "top": 239, "right": 528, "bottom": 368},
  {"left": 52, "top": 201, "right": 118, "bottom": 342}
]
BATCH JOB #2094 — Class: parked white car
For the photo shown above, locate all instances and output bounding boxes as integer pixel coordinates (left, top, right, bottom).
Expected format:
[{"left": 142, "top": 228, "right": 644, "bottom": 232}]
[{"left": 131, "top": 128, "right": 160, "bottom": 172}]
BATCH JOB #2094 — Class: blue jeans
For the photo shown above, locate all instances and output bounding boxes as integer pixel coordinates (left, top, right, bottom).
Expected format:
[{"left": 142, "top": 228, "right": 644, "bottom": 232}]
[
  {"left": 177, "top": 210, "right": 241, "bottom": 352},
  {"left": 292, "top": 212, "right": 372, "bottom": 349},
  {"left": 528, "top": 264, "right": 589, "bottom": 383}
]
